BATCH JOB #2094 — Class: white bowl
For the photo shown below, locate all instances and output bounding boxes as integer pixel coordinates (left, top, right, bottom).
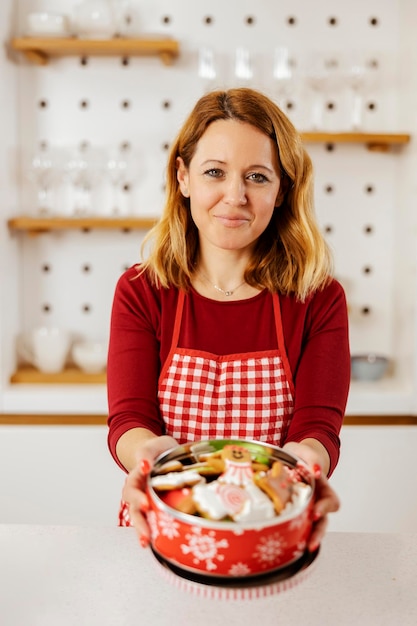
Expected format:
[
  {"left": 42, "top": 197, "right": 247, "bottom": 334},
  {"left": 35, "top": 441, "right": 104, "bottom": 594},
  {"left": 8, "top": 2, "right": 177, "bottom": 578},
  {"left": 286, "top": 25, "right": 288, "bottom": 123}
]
[
  {"left": 26, "top": 12, "right": 71, "bottom": 37},
  {"left": 351, "top": 354, "right": 389, "bottom": 381},
  {"left": 72, "top": 340, "right": 107, "bottom": 374},
  {"left": 72, "top": 1, "right": 117, "bottom": 39}
]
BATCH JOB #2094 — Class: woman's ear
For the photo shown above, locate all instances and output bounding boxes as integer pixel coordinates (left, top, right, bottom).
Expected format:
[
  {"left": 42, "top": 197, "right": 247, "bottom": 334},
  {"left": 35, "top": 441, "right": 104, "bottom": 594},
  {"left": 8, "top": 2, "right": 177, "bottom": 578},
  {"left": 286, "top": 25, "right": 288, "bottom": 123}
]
[{"left": 176, "top": 157, "right": 190, "bottom": 198}]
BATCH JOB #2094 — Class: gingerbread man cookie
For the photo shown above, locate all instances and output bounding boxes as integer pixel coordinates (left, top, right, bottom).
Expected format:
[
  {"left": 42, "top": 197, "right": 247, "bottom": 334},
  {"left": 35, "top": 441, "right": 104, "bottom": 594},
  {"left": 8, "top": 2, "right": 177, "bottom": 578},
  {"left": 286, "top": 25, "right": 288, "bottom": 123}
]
[{"left": 192, "top": 445, "right": 276, "bottom": 522}]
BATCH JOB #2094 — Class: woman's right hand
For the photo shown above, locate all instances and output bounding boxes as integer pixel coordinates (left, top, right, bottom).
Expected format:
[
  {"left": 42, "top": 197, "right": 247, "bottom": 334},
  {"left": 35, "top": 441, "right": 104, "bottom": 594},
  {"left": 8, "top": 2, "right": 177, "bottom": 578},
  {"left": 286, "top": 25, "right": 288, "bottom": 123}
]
[{"left": 121, "top": 435, "right": 178, "bottom": 546}]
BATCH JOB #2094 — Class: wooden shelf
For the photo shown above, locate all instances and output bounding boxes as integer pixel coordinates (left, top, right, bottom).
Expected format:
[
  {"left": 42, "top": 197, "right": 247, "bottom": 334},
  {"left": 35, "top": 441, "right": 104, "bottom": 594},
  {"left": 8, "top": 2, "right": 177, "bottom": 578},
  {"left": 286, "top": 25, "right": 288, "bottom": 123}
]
[
  {"left": 2, "top": 413, "right": 417, "bottom": 426},
  {"left": 7, "top": 216, "right": 158, "bottom": 233},
  {"left": 10, "top": 36, "right": 180, "bottom": 66},
  {"left": 300, "top": 131, "right": 411, "bottom": 152},
  {"left": 10, "top": 366, "right": 106, "bottom": 384}
]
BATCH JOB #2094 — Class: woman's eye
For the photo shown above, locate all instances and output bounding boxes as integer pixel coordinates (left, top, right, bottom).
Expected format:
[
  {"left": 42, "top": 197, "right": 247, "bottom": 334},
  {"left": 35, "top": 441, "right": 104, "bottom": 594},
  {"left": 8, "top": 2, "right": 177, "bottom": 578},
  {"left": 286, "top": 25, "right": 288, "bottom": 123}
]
[
  {"left": 204, "top": 168, "right": 223, "bottom": 178},
  {"left": 248, "top": 172, "right": 268, "bottom": 183}
]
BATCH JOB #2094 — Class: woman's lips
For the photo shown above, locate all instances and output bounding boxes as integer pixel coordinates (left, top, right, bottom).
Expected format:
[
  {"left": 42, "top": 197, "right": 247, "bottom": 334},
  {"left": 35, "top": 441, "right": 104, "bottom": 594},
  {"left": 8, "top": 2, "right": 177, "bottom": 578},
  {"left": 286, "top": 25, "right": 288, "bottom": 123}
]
[{"left": 214, "top": 215, "right": 249, "bottom": 228}]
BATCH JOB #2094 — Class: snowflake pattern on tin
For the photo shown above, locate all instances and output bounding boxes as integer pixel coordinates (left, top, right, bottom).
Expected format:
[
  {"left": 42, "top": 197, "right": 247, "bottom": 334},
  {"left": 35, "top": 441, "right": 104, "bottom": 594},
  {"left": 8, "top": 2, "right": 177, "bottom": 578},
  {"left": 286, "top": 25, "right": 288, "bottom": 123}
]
[
  {"left": 253, "top": 532, "right": 286, "bottom": 566},
  {"left": 156, "top": 511, "right": 181, "bottom": 539},
  {"left": 292, "top": 540, "right": 307, "bottom": 561},
  {"left": 228, "top": 561, "right": 252, "bottom": 577},
  {"left": 180, "top": 526, "right": 229, "bottom": 571},
  {"left": 289, "top": 509, "right": 308, "bottom": 531}
]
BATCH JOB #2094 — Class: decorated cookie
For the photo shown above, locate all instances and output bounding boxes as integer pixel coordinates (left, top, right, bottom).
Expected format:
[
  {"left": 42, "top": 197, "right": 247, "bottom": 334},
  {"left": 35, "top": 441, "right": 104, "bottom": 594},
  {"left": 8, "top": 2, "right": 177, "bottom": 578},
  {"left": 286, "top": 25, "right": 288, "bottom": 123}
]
[
  {"left": 151, "top": 468, "right": 205, "bottom": 491},
  {"left": 254, "top": 461, "right": 294, "bottom": 514},
  {"left": 160, "top": 487, "right": 198, "bottom": 515},
  {"left": 191, "top": 445, "right": 276, "bottom": 522}
]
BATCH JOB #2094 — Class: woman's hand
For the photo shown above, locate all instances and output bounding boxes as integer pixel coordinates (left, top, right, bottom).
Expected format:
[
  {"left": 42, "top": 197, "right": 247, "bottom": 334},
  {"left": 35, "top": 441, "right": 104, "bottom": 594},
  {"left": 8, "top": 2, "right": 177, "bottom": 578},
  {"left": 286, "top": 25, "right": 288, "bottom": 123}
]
[
  {"left": 282, "top": 440, "right": 341, "bottom": 552},
  {"left": 306, "top": 470, "right": 340, "bottom": 552},
  {"left": 121, "top": 435, "right": 178, "bottom": 546}
]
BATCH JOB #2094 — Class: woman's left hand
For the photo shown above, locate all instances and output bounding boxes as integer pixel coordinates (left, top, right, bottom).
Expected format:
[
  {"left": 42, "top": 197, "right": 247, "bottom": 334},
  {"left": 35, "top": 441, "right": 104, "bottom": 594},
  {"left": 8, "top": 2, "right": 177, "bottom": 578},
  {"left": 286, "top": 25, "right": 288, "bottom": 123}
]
[{"left": 282, "top": 441, "right": 340, "bottom": 552}]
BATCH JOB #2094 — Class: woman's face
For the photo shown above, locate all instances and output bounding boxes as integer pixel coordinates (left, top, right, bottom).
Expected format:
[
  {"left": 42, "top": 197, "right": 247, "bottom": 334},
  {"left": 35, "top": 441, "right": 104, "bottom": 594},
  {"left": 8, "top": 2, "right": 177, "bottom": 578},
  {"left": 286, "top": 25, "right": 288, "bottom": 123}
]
[{"left": 177, "top": 119, "right": 282, "bottom": 255}]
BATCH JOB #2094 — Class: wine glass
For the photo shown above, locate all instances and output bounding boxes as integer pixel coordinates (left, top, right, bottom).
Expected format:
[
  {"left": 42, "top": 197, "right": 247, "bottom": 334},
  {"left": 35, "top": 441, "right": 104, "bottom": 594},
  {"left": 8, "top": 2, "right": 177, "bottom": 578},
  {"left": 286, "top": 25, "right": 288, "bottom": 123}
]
[
  {"left": 304, "top": 52, "right": 342, "bottom": 130},
  {"left": 272, "top": 46, "right": 295, "bottom": 108},
  {"left": 198, "top": 47, "right": 217, "bottom": 91},
  {"left": 234, "top": 47, "right": 253, "bottom": 83},
  {"left": 347, "top": 63, "right": 366, "bottom": 130},
  {"left": 112, "top": 0, "right": 136, "bottom": 37},
  {"left": 27, "top": 146, "right": 64, "bottom": 215},
  {"left": 105, "top": 147, "right": 130, "bottom": 216},
  {"left": 65, "top": 145, "right": 105, "bottom": 216},
  {"left": 345, "top": 53, "right": 380, "bottom": 130}
]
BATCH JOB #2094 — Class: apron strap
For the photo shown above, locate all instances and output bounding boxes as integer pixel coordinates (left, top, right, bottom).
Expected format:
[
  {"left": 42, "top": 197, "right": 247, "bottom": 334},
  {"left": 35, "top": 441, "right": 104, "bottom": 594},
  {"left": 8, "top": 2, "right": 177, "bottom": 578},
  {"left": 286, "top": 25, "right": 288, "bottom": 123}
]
[
  {"left": 158, "top": 290, "right": 185, "bottom": 385},
  {"left": 272, "top": 293, "right": 295, "bottom": 397}
]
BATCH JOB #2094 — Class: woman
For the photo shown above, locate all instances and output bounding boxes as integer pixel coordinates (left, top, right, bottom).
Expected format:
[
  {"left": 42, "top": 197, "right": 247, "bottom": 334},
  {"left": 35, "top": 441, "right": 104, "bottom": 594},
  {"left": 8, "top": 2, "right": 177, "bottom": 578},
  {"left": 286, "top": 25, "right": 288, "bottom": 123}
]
[{"left": 107, "top": 87, "right": 350, "bottom": 551}]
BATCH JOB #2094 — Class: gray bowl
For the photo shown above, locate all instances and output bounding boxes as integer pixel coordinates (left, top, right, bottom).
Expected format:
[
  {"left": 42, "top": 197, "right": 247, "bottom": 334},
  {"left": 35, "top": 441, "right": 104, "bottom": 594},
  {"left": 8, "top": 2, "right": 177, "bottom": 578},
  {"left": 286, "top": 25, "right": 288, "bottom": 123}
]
[{"left": 351, "top": 354, "right": 389, "bottom": 381}]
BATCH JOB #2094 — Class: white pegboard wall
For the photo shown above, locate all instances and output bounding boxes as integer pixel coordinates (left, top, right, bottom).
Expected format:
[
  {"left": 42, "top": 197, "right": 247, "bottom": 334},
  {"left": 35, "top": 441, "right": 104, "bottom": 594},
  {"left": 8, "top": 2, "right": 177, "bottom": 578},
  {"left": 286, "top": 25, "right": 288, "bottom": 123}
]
[
  {"left": 6, "top": 0, "right": 416, "bottom": 401},
  {"left": 310, "top": 143, "right": 399, "bottom": 356},
  {"left": 20, "top": 229, "right": 146, "bottom": 341}
]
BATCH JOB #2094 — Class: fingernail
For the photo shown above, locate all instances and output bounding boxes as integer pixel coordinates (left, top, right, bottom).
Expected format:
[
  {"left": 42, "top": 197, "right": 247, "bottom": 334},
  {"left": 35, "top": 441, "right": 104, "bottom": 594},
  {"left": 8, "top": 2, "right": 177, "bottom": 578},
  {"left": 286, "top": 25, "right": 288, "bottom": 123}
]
[
  {"left": 140, "top": 459, "right": 151, "bottom": 476},
  {"left": 139, "top": 534, "right": 150, "bottom": 548},
  {"left": 313, "top": 463, "right": 321, "bottom": 478},
  {"left": 309, "top": 541, "right": 319, "bottom": 553},
  {"left": 313, "top": 509, "right": 322, "bottom": 522}
]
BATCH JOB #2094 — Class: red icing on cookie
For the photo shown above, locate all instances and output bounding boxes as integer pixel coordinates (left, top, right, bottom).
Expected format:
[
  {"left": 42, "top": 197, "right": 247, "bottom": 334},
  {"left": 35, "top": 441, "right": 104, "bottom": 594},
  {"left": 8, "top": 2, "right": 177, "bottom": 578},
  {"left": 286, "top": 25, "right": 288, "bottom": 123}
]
[
  {"left": 160, "top": 487, "right": 192, "bottom": 509},
  {"left": 216, "top": 483, "right": 248, "bottom": 516}
]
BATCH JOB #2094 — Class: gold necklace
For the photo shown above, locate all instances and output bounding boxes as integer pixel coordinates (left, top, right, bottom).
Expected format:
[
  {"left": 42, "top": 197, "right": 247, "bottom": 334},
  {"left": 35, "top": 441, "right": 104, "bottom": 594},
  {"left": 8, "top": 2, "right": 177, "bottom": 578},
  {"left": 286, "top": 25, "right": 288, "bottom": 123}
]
[{"left": 199, "top": 271, "right": 246, "bottom": 297}]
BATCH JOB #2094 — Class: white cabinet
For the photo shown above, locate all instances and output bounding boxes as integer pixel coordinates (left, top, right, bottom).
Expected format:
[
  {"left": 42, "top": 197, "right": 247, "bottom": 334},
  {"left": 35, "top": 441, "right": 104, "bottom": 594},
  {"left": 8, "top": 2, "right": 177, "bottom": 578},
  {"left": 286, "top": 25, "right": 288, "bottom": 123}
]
[
  {"left": 329, "top": 425, "right": 417, "bottom": 533},
  {"left": 1, "top": 424, "right": 416, "bottom": 532},
  {"left": 0, "top": 426, "right": 124, "bottom": 525}
]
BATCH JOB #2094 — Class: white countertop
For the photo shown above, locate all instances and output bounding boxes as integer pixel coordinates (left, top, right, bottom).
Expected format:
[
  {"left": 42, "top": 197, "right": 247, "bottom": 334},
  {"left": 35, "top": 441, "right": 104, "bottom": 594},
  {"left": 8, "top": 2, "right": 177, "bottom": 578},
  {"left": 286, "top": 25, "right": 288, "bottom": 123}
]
[{"left": 0, "top": 525, "right": 415, "bottom": 626}]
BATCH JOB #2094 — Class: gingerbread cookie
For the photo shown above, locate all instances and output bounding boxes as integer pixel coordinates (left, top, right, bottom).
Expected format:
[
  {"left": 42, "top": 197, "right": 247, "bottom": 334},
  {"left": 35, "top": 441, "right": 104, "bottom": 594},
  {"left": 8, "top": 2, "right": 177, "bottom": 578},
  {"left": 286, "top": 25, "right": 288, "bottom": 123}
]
[
  {"left": 150, "top": 468, "right": 204, "bottom": 491},
  {"left": 254, "top": 461, "right": 294, "bottom": 514}
]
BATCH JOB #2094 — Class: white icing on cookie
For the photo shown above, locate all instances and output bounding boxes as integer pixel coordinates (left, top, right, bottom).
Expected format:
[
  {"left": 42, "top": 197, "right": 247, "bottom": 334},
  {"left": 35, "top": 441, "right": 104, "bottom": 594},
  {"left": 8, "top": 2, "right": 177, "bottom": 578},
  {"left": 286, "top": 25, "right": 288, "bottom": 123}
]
[
  {"left": 221, "top": 458, "right": 254, "bottom": 485},
  {"left": 192, "top": 479, "right": 276, "bottom": 522},
  {"left": 233, "top": 482, "right": 276, "bottom": 522},
  {"left": 192, "top": 482, "right": 234, "bottom": 520},
  {"left": 151, "top": 469, "right": 205, "bottom": 490}
]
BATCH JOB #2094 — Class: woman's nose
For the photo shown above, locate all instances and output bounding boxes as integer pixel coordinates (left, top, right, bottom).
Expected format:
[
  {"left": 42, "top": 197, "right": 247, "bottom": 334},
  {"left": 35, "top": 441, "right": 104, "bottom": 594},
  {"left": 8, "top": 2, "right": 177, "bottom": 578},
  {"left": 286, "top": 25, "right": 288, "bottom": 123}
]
[{"left": 223, "top": 176, "right": 247, "bottom": 206}]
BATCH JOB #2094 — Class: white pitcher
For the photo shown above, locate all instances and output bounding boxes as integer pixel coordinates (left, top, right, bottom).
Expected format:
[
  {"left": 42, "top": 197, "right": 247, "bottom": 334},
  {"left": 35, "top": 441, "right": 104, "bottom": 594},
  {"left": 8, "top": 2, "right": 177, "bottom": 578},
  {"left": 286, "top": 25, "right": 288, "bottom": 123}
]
[{"left": 20, "top": 327, "right": 71, "bottom": 374}]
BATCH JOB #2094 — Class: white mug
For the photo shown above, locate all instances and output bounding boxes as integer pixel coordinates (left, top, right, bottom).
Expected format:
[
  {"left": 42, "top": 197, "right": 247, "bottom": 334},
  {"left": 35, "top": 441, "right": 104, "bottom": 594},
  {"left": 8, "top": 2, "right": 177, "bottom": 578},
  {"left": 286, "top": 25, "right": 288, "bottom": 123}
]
[{"left": 20, "top": 327, "right": 71, "bottom": 374}]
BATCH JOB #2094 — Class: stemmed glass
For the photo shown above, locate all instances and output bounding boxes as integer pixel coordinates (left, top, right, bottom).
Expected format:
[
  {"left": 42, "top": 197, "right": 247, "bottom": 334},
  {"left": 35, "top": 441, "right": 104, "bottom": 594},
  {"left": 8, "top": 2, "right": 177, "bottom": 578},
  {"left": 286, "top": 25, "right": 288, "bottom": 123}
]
[
  {"left": 304, "top": 52, "right": 341, "bottom": 130},
  {"left": 345, "top": 53, "right": 379, "bottom": 130},
  {"left": 112, "top": 0, "right": 135, "bottom": 37},
  {"left": 347, "top": 63, "right": 366, "bottom": 130},
  {"left": 65, "top": 145, "right": 105, "bottom": 216},
  {"left": 235, "top": 47, "right": 253, "bottom": 83},
  {"left": 27, "top": 146, "right": 64, "bottom": 215},
  {"left": 198, "top": 47, "right": 217, "bottom": 89},
  {"left": 272, "top": 46, "right": 294, "bottom": 108},
  {"left": 105, "top": 147, "right": 130, "bottom": 216}
]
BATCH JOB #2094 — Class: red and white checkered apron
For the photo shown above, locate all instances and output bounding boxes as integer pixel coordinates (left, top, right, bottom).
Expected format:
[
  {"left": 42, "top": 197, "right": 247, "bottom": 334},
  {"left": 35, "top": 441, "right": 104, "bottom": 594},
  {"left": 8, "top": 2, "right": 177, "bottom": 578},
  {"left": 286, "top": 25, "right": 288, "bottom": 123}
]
[{"left": 119, "top": 290, "right": 294, "bottom": 526}]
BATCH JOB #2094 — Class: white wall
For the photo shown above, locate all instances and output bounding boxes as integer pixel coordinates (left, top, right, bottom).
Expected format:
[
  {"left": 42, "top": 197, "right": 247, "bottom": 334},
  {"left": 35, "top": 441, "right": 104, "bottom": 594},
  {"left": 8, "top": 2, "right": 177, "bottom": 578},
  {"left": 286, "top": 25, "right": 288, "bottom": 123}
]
[{"left": 1, "top": 0, "right": 417, "bottom": 414}]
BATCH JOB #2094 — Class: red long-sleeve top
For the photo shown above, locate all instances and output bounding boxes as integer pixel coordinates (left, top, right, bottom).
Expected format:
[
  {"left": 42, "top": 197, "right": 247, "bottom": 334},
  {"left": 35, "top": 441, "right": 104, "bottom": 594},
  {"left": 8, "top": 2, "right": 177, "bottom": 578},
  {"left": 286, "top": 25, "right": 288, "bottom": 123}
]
[{"left": 107, "top": 267, "right": 350, "bottom": 475}]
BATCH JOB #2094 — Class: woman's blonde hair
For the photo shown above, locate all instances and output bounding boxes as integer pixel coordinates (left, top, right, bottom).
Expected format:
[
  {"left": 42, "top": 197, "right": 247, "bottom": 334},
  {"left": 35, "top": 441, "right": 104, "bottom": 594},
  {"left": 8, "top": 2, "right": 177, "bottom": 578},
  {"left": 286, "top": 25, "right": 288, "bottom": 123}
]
[{"left": 140, "top": 87, "right": 332, "bottom": 301}]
